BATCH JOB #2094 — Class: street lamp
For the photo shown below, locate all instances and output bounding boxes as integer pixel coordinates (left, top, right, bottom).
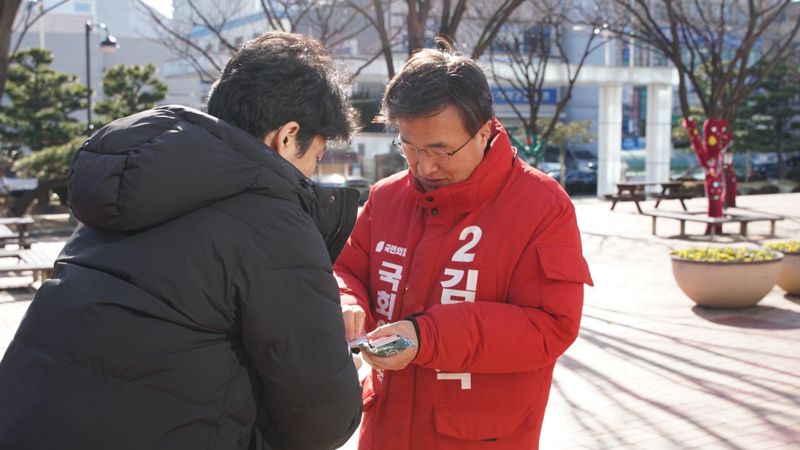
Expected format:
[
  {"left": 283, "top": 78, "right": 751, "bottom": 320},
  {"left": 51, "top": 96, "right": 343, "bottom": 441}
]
[{"left": 85, "top": 20, "right": 119, "bottom": 134}]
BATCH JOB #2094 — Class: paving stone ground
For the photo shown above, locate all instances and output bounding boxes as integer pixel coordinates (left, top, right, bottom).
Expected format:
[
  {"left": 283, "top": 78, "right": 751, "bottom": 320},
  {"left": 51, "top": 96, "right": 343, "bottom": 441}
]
[
  {"left": 2, "top": 194, "right": 798, "bottom": 449},
  {"left": 539, "top": 193, "right": 800, "bottom": 450}
]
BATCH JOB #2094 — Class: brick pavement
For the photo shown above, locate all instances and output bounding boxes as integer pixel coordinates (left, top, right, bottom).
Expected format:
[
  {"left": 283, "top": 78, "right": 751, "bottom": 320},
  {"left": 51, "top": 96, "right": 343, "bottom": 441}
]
[
  {"left": 2, "top": 194, "right": 798, "bottom": 449},
  {"left": 540, "top": 193, "right": 800, "bottom": 450}
]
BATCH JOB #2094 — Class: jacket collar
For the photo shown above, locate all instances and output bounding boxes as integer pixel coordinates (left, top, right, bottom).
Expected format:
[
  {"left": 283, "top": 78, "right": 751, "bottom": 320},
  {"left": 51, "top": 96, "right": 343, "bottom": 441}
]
[
  {"left": 411, "top": 118, "right": 517, "bottom": 215},
  {"left": 304, "top": 181, "right": 360, "bottom": 262}
]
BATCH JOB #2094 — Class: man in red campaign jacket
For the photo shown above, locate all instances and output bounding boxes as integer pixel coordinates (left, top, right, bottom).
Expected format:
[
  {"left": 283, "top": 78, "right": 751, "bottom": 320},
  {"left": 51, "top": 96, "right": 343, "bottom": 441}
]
[{"left": 334, "top": 39, "right": 594, "bottom": 450}]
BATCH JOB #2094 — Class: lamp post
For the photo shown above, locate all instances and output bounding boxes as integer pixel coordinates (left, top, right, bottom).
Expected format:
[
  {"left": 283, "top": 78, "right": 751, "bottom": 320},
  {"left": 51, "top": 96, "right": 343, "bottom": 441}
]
[{"left": 85, "top": 20, "right": 119, "bottom": 134}]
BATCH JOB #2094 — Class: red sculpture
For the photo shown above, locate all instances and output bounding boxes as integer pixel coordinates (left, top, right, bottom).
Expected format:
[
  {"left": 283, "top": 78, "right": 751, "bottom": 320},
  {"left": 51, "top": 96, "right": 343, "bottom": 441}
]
[{"left": 682, "top": 118, "right": 734, "bottom": 234}]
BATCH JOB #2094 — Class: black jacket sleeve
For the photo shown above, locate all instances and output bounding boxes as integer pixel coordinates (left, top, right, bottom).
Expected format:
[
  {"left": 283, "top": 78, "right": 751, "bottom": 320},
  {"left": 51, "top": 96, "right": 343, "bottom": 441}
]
[{"left": 234, "top": 220, "right": 362, "bottom": 450}]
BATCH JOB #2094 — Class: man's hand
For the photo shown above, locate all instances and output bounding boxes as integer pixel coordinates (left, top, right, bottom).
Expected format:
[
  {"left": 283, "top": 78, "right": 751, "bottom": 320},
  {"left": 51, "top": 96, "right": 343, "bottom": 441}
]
[
  {"left": 362, "top": 320, "right": 419, "bottom": 371},
  {"left": 341, "top": 304, "right": 366, "bottom": 342}
]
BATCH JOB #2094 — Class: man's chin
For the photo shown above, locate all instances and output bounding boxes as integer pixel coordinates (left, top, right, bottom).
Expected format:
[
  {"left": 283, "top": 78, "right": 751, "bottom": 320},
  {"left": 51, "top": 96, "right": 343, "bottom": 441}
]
[{"left": 417, "top": 179, "right": 446, "bottom": 192}]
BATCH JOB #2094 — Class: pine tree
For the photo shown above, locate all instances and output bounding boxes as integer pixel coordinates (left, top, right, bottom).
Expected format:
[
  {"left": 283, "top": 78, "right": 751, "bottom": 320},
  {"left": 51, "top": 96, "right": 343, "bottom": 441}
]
[
  {"left": 736, "top": 63, "right": 800, "bottom": 179},
  {"left": 94, "top": 64, "right": 167, "bottom": 122},
  {"left": 0, "top": 48, "right": 87, "bottom": 158}
]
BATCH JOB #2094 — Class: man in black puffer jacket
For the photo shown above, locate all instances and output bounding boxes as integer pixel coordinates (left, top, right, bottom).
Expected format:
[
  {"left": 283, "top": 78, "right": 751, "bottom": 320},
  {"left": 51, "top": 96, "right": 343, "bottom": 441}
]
[{"left": 0, "top": 32, "right": 362, "bottom": 450}]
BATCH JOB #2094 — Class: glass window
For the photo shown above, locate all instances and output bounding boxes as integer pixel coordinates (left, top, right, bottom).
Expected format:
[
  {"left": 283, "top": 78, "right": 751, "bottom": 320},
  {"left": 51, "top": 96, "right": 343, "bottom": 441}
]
[{"left": 74, "top": 2, "right": 91, "bottom": 13}]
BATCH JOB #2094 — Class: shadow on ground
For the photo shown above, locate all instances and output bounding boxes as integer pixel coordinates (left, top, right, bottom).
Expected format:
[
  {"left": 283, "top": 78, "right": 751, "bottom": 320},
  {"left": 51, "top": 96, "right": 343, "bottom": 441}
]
[
  {"left": 0, "top": 287, "right": 36, "bottom": 303},
  {"left": 691, "top": 304, "right": 800, "bottom": 329}
]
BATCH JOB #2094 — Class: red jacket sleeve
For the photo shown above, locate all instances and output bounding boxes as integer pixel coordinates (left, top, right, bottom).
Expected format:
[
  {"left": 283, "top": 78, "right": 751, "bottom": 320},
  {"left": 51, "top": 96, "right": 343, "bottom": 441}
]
[
  {"left": 413, "top": 198, "right": 592, "bottom": 374},
  {"left": 333, "top": 198, "right": 376, "bottom": 330}
]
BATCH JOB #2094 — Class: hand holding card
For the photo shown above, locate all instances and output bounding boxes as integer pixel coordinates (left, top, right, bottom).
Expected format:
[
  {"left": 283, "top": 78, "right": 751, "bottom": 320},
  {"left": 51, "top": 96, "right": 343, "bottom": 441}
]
[{"left": 349, "top": 334, "right": 415, "bottom": 358}]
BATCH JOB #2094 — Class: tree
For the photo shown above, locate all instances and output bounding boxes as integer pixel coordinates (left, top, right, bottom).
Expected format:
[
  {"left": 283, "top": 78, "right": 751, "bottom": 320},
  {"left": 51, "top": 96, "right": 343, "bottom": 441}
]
[
  {"left": 0, "top": 0, "right": 23, "bottom": 102},
  {"left": 141, "top": 0, "right": 527, "bottom": 84},
  {"left": 735, "top": 63, "right": 800, "bottom": 179},
  {"left": 10, "top": 0, "right": 68, "bottom": 55},
  {"left": 487, "top": 0, "right": 602, "bottom": 166},
  {"left": 1, "top": 0, "right": 68, "bottom": 103},
  {"left": 258, "top": 0, "right": 371, "bottom": 46},
  {"left": 605, "top": 0, "right": 800, "bottom": 222},
  {"left": 0, "top": 48, "right": 87, "bottom": 216},
  {"left": 137, "top": 0, "right": 375, "bottom": 83},
  {"left": 11, "top": 135, "right": 85, "bottom": 214},
  {"left": 346, "top": 0, "right": 527, "bottom": 79},
  {"left": 548, "top": 119, "right": 593, "bottom": 188},
  {"left": 0, "top": 48, "right": 87, "bottom": 156},
  {"left": 343, "top": 0, "right": 405, "bottom": 79},
  {"left": 95, "top": 64, "right": 167, "bottom": 122}
]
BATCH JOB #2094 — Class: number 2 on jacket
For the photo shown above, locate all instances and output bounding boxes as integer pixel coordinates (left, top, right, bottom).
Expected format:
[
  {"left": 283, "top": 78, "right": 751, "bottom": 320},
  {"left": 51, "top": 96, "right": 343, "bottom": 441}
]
[{"left": 436, "top": 226, "right": 482, "bottom": 390}]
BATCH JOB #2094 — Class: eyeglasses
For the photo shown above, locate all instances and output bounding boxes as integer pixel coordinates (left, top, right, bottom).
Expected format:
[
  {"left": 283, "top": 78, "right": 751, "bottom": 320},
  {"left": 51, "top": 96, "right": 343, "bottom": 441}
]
[{"left": 392, "top": 133, "right": 474, "bottom": 164}]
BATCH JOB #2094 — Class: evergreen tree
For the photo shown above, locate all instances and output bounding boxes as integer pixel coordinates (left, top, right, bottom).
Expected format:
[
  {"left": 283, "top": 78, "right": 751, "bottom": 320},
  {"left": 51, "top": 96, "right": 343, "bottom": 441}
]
[
  {"left": 95, "top": 64, "right": 167, "bottom": 122},
  {"left": 736, "top": 63, "right": 800, "bottom": 179},
  {"left": 0, "top": 48, "right": 87, "bottom": 158},
  {"left": 548, "top": 120, "right": 593, "bottom": 189}
]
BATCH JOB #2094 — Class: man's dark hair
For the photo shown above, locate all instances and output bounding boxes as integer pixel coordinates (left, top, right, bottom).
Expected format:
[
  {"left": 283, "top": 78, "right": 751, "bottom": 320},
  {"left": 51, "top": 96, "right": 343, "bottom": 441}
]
[
  {"left": 381, "top": 38, "right": 493, "bottom": 135},
  {"left": 207, "top": 31, "right": 358, "bottom": 154}
]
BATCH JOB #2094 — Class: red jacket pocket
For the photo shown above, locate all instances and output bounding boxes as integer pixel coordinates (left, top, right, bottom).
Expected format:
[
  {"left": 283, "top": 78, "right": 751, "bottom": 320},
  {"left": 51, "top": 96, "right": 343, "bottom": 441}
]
[
  {"left": 537, "top": 245, "right": 593, "bottom": 286},
  {"left": 433, "top": 403, "right": 535, "bottom": 441}
]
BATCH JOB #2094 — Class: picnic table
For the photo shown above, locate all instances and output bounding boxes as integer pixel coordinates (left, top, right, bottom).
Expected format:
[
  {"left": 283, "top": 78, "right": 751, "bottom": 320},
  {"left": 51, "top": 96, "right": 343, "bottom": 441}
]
[
  {"left": 0, "top": 247, "right": 54, "bottom": 287},
  {"left": 606, "top": 181, "right": 695, "bottom": 213},
  {"left": 0, "top": 217, "right": 34, "bottom": 248}
]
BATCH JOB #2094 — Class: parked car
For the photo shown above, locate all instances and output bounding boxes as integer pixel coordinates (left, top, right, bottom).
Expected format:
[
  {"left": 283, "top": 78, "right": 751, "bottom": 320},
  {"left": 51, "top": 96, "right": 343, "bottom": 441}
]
[
  {"left": 314, "top": 174, "right": 371, "bottom": 204},
  {"left": 750, "top": 162, "right": 779, "bottom": 180},
  {"left": 547, "top": 170, "right": 598, "bottom": 195},
  {"left": 542, "top": 147, "right": 598, "bottom": 172}
]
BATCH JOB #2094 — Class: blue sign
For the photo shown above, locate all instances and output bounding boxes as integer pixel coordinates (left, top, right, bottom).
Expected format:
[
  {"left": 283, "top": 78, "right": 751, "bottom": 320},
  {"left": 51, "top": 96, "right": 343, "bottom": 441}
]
[
  {"left": 621, "top": 136, "right": 646, "bottom": 150},
  {"left": 492, "top": 87, "right": 558, "bottom": 106}
]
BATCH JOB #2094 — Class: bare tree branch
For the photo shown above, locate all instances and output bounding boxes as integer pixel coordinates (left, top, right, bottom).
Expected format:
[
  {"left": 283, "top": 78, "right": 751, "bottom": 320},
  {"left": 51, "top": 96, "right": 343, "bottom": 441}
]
[
  {"left": 188, "top": 1, "right": 237, "bottom": 53},
  {"left": 606, "top": 0, "right": 799, "bottom": 122},
  {"left": 345, "top": 0, "right": 399, "bottom": 78},
  {"left": 11, "top": 0, "right": 69, "bottom": 55},
  {"left": 470, "top": 0, "right": 525, "bottom": 59},
  {"left": 135, "top": 0, "right": 226, "bottom": 81},
  {"left": 487, "top": 0, "right": 601, "bottom": 153},
  {"left": 139, "top": 0, "right": 376, "bottom": 83}
]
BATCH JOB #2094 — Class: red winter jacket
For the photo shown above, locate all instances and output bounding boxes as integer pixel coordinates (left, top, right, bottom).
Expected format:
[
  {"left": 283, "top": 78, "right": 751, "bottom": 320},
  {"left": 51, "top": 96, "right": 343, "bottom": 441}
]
[{"left": 334, "top": 120, "right": 593, "bottom": 450}]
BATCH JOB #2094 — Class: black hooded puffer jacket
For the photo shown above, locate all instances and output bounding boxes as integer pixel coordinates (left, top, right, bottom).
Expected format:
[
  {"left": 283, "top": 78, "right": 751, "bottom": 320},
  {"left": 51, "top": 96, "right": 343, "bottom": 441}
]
[{"left": 0, "top": 106, "right": 362, "bottom": 450}]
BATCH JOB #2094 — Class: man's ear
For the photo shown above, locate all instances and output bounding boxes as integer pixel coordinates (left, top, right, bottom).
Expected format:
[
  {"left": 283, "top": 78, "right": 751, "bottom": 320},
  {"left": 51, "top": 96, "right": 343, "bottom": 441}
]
[
  {"left": 263, "top": 121, "right": 301, "bottom": 158},
  {"left": 479, "top": 119, "right": 493, "bottom": 148}
]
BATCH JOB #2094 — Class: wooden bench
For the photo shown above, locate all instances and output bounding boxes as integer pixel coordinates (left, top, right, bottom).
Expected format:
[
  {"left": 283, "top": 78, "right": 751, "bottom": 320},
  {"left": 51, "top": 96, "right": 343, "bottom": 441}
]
[
  {"left": 0, "top": 248, "right": 55, "bottom": 287},
  {"left": 641, "top": 210, "right": 785, "bottom": 239},
  {"left": 0, "top": 217, "right": 35, "bottom": 248},
  {"left": 604, "top": 193, "right": 647, "bottom": 213}
]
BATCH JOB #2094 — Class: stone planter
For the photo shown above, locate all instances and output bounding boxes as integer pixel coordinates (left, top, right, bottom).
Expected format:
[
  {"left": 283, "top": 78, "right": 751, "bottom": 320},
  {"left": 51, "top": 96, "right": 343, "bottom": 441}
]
[
  {"left": 763, "top": 242, "right": 800, "bottom": 296},
  {"left": 775, "top": 252, "right": 800, "bottom": 296},
  {"left": 671, "top": 249, "right": 783, "bottom": 308}
]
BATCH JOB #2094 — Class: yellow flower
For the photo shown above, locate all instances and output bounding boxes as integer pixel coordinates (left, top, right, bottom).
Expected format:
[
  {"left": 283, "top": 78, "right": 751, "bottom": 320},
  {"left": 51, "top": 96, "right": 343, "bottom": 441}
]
[
  {"left": 671, "top": 247, "right": 779, "bottom": 263},
  {"left": 764, "top": 240, "right": 800, "bottom": 254}
]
